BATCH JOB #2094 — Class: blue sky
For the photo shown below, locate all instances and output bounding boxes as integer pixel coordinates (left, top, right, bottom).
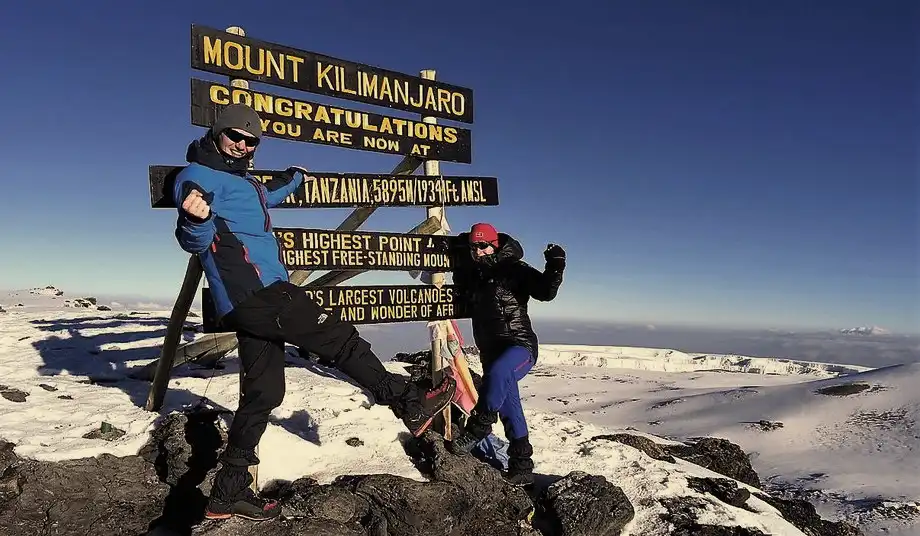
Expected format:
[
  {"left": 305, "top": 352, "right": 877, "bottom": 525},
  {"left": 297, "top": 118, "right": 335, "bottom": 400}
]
[{"left": 1, "top": 1, "right": 916, "bottom": 333}]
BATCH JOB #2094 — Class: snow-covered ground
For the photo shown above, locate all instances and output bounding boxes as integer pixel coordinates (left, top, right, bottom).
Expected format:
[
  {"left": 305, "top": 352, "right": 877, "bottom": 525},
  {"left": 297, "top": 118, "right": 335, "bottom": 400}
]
[{"left": 1, "top": 287, "right": 917, "bottom": 535}]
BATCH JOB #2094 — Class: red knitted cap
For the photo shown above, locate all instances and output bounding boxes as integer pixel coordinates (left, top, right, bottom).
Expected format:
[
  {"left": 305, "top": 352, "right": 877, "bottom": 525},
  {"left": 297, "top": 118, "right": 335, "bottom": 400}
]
[{"left": 470, "top": 223, "right": 498, "bottom": 245}]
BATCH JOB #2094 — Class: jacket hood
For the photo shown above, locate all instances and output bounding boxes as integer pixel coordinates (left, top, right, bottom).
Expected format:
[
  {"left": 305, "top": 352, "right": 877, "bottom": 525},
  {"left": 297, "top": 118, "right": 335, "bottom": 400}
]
[{"left": 186, "top": 130, "right": 252, "bottom": 176}]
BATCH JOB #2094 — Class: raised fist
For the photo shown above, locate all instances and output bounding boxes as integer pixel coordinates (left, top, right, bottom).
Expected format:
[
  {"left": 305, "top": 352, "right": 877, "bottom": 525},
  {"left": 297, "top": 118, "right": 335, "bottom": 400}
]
[
  {"left": 544, "top": 243, "right": 565, "bottom": 261},
  {"left": 182, "top": 189, "right": 211, "bottom": 220},
  {"left": 544, "top": 243, "right": 565, "bottom": 269},
  {"left": 285, "top": 165, "right": 311, "bottom": 180}
]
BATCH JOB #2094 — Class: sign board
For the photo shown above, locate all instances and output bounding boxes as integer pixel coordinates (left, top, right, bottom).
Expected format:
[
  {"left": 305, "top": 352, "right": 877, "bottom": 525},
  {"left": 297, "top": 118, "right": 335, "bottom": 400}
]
[
  {"left": 190, "top": 24, "right": 474, "bottom": 123},
  {"left": 149, "top": 166, "right": 499, "bottom": 208},
  {"left": 201, "top": 285, "right": 470, "bottom": 331},
  {"left": 274, "top": 228, "right": 460, "bottom": 271},
  {"left": 190, "top": 78, "right": 472, "bottom": 162}
]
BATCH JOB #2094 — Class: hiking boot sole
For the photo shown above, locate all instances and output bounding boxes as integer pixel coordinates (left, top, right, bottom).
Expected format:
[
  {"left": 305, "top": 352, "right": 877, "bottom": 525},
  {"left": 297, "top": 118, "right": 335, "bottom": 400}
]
[{"left": 411, "top": 397, "right": 452, "bottom": 437}]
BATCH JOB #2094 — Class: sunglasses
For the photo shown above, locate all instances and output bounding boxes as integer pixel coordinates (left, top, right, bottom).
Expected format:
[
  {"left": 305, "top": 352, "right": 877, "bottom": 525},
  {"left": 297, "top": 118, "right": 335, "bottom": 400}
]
[
  {"left": 223, "top": 128, "right": 260, "bottom": 147},
  {"left": 470, "top": 241, "right": 494, "bottom": 250}
]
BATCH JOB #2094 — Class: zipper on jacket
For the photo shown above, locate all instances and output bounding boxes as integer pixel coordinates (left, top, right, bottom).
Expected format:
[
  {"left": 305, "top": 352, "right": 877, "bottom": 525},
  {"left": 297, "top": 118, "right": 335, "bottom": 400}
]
[{"left": 247, "top": 178, "right": 271, "bottom": 232}]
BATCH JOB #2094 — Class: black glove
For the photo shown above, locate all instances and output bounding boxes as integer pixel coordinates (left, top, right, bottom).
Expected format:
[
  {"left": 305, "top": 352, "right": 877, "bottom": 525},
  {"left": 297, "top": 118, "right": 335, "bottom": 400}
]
[
  {"left": 281, "top": 166, "right": 310, "bottom": 185},
  {"left": 544, "top": 243, "right": 566, "bottom": 270}
]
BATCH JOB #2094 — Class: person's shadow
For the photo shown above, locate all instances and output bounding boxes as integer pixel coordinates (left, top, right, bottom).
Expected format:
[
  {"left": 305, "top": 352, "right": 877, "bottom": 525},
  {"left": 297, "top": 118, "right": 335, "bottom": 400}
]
[{"left": 27, "top": 313, "right": 335, "bottom": 534}]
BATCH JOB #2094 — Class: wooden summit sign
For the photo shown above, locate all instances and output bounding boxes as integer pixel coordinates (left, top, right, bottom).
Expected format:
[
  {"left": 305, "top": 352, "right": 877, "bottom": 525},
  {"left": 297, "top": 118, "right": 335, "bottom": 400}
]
[
  {"left": 201, "top": 284, "right": 470, "bottom": 331},
  {"left": 274, "top": 228, "right": 461, "bottom": 271},
  {"left": 148, "top": 166, "right": 499, "bottom": 208},
  {"left": 190, "top": 78, "right": 473, "bottom": 162},
  {"left": 190, "top": 24, "right": 474, "bottom": 123}
]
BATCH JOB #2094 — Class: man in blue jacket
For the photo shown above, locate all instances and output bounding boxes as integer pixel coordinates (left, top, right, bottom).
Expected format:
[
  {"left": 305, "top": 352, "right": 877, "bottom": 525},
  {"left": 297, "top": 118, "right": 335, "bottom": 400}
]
[{"left": 172, "top": 103, "right": 456, "bottom": 521}]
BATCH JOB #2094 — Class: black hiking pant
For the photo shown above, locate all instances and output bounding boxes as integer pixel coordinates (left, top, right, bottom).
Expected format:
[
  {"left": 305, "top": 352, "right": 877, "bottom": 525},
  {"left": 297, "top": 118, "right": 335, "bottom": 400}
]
[{"left": 210, "top": 280, "right": 410, "bottom": 501}]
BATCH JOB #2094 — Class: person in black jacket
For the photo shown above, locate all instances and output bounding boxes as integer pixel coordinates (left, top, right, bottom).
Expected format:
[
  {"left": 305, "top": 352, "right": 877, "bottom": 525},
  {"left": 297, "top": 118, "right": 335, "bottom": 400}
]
[{"left": 447, "top": 222, "right": 565, "bottom": 486}]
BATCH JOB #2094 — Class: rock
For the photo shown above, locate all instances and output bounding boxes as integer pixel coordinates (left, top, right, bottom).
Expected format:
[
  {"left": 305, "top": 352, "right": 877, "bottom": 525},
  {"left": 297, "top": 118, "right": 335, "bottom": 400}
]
[
  {"left": 192, "top": 516, "right": 366, "bottom": 535},
  {"left": 97, "top": 305, "right": 112, "bottom": 311},
  {"left": 67, "top": 298, "right": 96, "bottom": 309},
  {"left": 541, "top": 470, "right": 634, "bottom": 536},
  {"left": 0, "top": 306, "right": 5, "bottom": 313},
  {"left": 82, "top": 422, "right": 127, "bottom": 441},
  {"left": 0, "top": 440, "right": 169, "bottom": 536},
  {"left": 408, "top": 433, "right": 539, "bottom": 535},
  {"left": 744, "top": 420, "right": 783, "bottom": 431},
  {"left": 585, "top": 433, "right": 677, "bottom": 463},
  {"left": 0, "top": 385, "right": 28, "bottom": 403},
  {"left": 666, "top": 438, "right": 761, "bottom": 489},
  {"left": 816, "top": 383, "right": 871, "bottom": 396},
  {"left": 140, "top": 409, "right": 228, "bottom": 534},
  {"left": 38, "top": 384, "right": 57, "bottom": 392},
  {"left": 345, "top": 437, "right": 364, "bottom": 447},
  {"left": 686, "top": 477, "right": 750, "bottom": 508},
  {"left": 659, "top": 496, "right": 768, "bottom": 535},
  {"left": 752, "top": 492, "right": 863, "bottom": 535}
]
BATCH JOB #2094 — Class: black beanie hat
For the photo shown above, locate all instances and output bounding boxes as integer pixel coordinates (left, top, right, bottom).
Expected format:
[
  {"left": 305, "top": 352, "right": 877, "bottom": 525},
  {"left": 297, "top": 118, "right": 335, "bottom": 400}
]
[{"left": 212, "top": 104, "right": 263, "bottom": 139}]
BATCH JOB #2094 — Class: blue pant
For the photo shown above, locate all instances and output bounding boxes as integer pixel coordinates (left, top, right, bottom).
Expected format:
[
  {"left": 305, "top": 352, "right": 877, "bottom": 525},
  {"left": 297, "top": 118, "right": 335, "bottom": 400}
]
[{"left": 481, "top": 346, "right": 534, "bottom": 440}]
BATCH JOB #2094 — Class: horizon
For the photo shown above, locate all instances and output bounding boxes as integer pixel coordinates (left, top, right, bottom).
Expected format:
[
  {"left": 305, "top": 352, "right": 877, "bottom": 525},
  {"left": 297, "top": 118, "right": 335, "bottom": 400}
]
[
  {"left": 1, "top": 1, "right": 916, "bottom": 333},
  {"left": 4, "top": 284, "right": 919, "bottom": 340}
]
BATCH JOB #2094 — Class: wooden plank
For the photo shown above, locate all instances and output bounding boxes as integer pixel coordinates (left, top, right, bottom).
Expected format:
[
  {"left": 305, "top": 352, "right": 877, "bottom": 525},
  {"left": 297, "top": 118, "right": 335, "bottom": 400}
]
[
  {"left": 202, "top": 284, "right": 470, "bottom": 330},
  {"left": 273, "top": 227, "right": 457, "bottom": 272},
  {"left": 301, "top": 215, "right": 442, "bottom": 287},
  {"left": 190, "top": 24, "right": 474, "bottom": 123},
  {"left": 190, "top": 78, "right": 472, "bottom": 163},
  {"left": 149, "top": 166, "right": 498, "bottom": 209}
]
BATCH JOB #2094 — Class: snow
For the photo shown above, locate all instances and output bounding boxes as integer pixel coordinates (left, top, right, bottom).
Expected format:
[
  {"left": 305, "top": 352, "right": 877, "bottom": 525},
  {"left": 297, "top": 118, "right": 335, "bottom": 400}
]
[{"left": 0, "top": 287, "right": 917, "bottom": 535}]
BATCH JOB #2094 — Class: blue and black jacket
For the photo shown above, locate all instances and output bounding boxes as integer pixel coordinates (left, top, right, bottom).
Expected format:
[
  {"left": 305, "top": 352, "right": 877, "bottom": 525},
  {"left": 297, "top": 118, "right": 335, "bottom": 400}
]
[{"left": 172, "top": 135, "right": 303, "bottom": 321}]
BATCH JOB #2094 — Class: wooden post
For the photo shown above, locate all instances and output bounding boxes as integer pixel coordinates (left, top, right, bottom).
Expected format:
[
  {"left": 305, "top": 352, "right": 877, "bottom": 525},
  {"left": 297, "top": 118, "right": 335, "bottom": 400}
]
[
  {"left": 144, "top": 256, "right": 202, "bottom": 411},
  {"left": 420, "top": 69, "right": 452, "bottom": 439}
]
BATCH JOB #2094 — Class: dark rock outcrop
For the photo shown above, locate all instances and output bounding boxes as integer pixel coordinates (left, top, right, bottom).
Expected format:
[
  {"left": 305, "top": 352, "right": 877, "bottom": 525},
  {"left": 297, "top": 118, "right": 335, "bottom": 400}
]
[
  {"left": 0, "top": 385, "right": 28, "bottom": 403},
  {"left": 0, "top": 439, "right": 169, "bottom": 536},
  {"left": 584, "top": 433, "right": 677, "bottom": 463},
  {"left": 686, "top": 477, "right": 751, "bottom": 509},
  {"left": 0, "top": 405, "right": 866, "bottom": 536},
  {"left": 752, "top": 491, "right": 863, "bottom": 536},
  {"left": 540, "top": 471, "right": 634, "bottom": 536},
  {"left": 816, "top": 383, "right": 871, "bottom": 396},
  {"left": 660, "top": 496, "right": 769, "bottom": 535},
  {"left": 666, "top": 437, "right": 762, "bottom": 489}
]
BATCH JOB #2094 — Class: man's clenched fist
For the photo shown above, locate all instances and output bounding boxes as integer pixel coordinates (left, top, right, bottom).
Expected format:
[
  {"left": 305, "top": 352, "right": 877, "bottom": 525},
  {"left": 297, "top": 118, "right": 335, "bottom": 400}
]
[{"left": 182, "top": 189, "right": 210, "bottom": 220}]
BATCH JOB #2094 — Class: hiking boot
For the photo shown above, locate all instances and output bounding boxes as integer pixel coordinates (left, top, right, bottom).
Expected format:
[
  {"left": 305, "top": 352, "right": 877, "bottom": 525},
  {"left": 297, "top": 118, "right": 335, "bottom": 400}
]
[
  {"left": 204, "top": 488, "right": 282, "bottom": 521},
  {"left": 504, "top": 436, "right": 535, "bottom": 488},
  {"left": 447, "top": 428, "right": 482, "bottom": 454},
  {"left": 396, "top": 376, "right": 457, "bottom": 437},
  {"left": 448, "top": 403, "right": 498, "bottom": 455}
]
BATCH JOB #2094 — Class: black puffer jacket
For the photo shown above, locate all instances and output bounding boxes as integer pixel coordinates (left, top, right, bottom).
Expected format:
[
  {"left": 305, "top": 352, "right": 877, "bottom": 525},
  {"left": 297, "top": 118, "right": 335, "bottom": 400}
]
[{"left": 451, "top": 232, "right": 565, "bottom": 365}]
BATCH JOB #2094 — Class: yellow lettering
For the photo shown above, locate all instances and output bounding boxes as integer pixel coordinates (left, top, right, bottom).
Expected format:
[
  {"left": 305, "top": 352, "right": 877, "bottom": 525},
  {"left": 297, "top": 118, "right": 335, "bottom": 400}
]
[
  {"left": 316, "top": 62, "right": 334, "bottom": 89},
  {"left": 363, "top": 136, "right": 399, "bottom": 152},
  {"left": 200, "top": 81, "right": 464, "bottom": 154},
  {"left": 199, "top": 36, "right": 304, "bottom": 82}
]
